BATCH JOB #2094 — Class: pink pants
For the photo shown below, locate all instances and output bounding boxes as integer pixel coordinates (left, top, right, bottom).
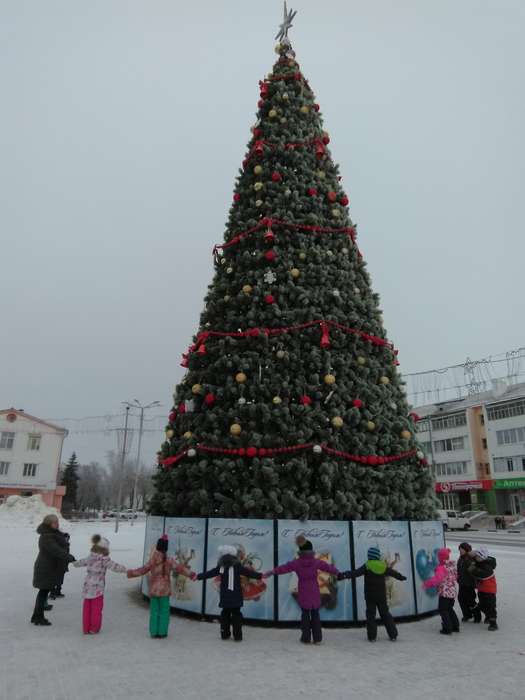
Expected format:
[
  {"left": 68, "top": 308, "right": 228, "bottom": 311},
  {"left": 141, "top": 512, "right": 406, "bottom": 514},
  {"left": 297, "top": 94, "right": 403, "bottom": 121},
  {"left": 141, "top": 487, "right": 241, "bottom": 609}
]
[{"left": 83, "top": 596, "right": 104, "bottom": 634}]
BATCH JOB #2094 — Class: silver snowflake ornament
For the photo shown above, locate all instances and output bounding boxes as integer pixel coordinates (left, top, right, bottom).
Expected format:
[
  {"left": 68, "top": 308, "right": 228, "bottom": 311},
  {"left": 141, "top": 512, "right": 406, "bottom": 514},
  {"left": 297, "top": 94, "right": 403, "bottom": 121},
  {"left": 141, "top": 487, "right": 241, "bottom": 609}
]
[{"left": 264, "top": 271, "right": 277, "bottom": 284}]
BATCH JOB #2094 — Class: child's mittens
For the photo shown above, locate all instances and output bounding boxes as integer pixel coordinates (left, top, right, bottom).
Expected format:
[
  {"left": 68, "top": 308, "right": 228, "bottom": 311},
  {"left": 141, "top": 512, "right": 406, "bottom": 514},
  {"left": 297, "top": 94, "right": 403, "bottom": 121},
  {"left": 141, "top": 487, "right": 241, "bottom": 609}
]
[
  {"left": 189, "top": 572, "right": 197, "bottom": 581},
  {"left": 337, "top": 573, "right": 345, "bottom": 581},
  {"left": 400, "top": 575, "right": 408, "bottom": 581},
  {"left": 126, "top": 570, "right": 134, "bottom": 579}
]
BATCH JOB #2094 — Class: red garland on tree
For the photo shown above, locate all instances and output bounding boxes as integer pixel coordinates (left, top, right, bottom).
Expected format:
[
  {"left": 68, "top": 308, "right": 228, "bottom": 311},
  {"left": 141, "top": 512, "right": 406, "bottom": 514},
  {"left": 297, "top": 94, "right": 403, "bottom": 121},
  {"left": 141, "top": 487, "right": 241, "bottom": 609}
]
[{"left": 264, "top": 229, "right": 275, "bottom": 244}]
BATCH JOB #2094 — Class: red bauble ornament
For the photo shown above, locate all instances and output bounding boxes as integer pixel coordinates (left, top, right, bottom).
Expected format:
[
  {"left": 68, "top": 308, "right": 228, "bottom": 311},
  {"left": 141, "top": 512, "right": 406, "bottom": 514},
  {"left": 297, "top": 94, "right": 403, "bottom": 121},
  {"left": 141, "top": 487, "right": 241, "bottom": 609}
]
[
  {"left": 246, "top": 447, "right": 257, "bottom": 458},
  {"left": 327, "top": 191, "right": 337, "bottom": 203},
  {"left": 257, "top": 99, "right": 264, "bottom": 108},
  {"left": 307, "top": 187, "right": 318, "bottom": 196},
  {"left": 264, "top": 250, "right": 276, "bottom": 262},
  {"left": 409, "top": 412, "right": 421, "bottom": 422},
  {"left": 352, "top": 399, "right": 363, "bottom": 409},
  {"left": 264, "top": 230, "right": 275, "bottom": 244},
  {"left": 313, "top": 103, "right": 320, "bottom": 112},
  {"left": 168, "top": 411, "right": 177, "bottom": 422},
  {"left": 204, "top": 393, "right": 216, "bottom": 407},
  {"left": 322, "top": 133, "right": 330, "bottom": 145},
  {"left": 233, "top": 193, "right": 241, "bottom": 202},
  {"left": 340, "top": 195, "right": 349, "bottom": 206},
  {"left": 271, "top": 171, "right": 282, "bottom": 182},
  {"left": 177, "top": 402, "right": 186, "bottom": 415},
  {"left": 299, "top": 395, "right": 313, "bottom": 406},
  {"left": 252, "top": 127, "right": 262, "bottom": 138},
  {"left": 265, "top": 294, "right": 275, "bottom": 305}
]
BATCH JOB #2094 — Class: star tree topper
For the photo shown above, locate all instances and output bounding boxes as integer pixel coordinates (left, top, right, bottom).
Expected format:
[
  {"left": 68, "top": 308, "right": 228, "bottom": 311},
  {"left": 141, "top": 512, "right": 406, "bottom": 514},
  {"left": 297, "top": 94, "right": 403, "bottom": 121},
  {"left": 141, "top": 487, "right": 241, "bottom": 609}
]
[{"left": 275, "top": 1, "right": 297, "bottom": 42}]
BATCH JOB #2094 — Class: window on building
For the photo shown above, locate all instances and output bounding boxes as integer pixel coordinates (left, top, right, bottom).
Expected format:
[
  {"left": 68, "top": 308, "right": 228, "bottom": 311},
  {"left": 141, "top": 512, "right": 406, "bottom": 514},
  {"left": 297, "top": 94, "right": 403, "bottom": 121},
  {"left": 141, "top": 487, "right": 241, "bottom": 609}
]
[
  {"left": 431, "top": 413, "right": 467, "bottom": 431},
  {"left": 480, "top": 414, "right": 485, "bottom": 425},
  {"left": 496, "top": 426, "right": 525, "bottom": 446},
  {"left": 420, "top": 441, "right": 432, "bottom": 455},
  {"left": 0, "top": 432, "right": 15, "bottom": 449},
  {"left": 493, "top": 456, "right": 525, "bottom": 473},
  {"left": 27, "top": 434, "right": 41, "bottom": 451},
  {"left": 0, "top": 461, "right": 9, "bottom": 475},
  {"left": 435, "top": 461, "right": 468, "bottom": 476},
  {"left": 416, "top": 419, "right": 430, "bottom": 433},
  {"left": 482, "top": 438, "right": 488, "bottom": 449},
  {"left": 487, "top": 399, "right": 525, "bottom": 421},
  {"left": 434, "top": 436, "right": 466, "bottom": 453},
  {"left": 23, "top": 463, "right": 37, "bottom": 477}
]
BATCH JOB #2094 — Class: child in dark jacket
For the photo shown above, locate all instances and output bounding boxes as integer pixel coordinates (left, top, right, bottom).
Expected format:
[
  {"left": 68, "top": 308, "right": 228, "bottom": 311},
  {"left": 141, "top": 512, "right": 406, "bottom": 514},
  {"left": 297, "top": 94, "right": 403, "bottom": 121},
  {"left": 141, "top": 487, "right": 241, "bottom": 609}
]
[
  {"left": 457, "top": 542, "right": 478, "bottom": 622},
  {"left": 469, "top": 547, "right": 498, "bottom": 631},
  {"left": 191, "top": 544, "right": 262, "bottom": 641},
  {"left": 338, "top": 546, "right": 407, "bottom": 642},
  {"left": 265, "top": 536, "right": 339, "bottom": 645},
  {"left": 423, "top": 547, "right": 459, "bottom": 635}
]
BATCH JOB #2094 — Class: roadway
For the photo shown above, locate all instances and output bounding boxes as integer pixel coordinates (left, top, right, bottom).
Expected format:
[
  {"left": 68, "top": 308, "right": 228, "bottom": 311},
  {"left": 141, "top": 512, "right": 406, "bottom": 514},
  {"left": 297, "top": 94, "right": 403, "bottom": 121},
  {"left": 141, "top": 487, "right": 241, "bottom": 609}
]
[{"left": 445, "top": 529, "right": 525, "bottom": 549}]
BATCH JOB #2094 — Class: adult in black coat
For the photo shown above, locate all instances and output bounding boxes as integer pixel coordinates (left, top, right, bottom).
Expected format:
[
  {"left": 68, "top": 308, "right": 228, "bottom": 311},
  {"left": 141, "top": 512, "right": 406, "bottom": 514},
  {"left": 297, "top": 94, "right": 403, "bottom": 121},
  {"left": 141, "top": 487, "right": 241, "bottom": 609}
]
[
  {"left": 31, "top": 515, "right": 75, "bottom": 625},
  {"left": 457, "top": 542, "right": 478, "bottom": 622},
  {"left": 193, "top": 545, "right": 262, "bottom": 641},
  {"left": 49, "top": 530, "right": 71, "bottom": 598}
]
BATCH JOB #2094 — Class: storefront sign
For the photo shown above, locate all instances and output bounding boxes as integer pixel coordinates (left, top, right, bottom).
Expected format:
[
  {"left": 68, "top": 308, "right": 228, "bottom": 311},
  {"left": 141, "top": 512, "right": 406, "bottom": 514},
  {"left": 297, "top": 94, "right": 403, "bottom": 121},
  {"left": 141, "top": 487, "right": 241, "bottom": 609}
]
[
  {"left": 494, "top": 477, "right": 525, "bottom": 490},
  {"left": 435, "top": 480, "right": 493, "bottom": 493}
]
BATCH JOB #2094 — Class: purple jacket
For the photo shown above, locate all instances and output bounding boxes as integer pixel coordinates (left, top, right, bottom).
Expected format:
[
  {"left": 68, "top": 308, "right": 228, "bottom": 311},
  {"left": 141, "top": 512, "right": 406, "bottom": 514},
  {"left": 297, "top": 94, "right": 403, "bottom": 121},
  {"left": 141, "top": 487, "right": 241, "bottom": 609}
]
[{"left": 272, "top": 551, "right": 339, "bottom": 609}]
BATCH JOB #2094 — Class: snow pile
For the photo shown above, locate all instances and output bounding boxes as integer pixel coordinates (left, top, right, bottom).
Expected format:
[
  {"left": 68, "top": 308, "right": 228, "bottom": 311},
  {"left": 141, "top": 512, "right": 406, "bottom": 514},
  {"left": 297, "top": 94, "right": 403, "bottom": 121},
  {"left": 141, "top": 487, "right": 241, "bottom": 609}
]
[{"left": 0, "top": 494, "right": 60, "bottom": 527}]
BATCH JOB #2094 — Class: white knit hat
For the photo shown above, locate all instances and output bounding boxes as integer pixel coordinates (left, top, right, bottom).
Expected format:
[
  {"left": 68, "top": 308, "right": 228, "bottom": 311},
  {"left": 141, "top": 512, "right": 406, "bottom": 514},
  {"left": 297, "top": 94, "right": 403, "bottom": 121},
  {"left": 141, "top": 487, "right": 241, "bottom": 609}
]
[
  {"left": 218, "top": 544, "right": 237, "bottom": 557},
  {"left": 99, "top": 537, "right": 110, "bottom": 550},
  {"left": 474, "top": 547, "right": 489, "bottom": 560}
]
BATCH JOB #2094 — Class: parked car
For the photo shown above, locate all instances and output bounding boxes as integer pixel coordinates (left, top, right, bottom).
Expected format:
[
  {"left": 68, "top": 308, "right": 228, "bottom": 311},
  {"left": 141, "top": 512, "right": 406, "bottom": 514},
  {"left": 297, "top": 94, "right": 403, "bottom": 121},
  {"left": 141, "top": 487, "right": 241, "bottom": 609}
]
[{"left": 437, "top": 509, "right": 472, "bottom": 531}]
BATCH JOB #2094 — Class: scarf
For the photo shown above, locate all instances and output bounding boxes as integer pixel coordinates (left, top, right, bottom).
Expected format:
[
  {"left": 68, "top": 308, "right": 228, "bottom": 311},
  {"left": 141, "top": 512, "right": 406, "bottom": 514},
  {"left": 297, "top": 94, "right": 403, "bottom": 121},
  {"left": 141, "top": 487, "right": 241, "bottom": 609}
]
[{"left": 220, "top": 565, "right": 235, "bottom": 591}]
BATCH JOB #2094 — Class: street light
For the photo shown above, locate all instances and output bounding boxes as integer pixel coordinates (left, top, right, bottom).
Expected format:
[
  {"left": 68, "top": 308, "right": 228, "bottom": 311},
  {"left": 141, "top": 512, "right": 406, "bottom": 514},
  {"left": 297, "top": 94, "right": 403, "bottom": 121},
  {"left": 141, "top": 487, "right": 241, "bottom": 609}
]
[{"left": 127, "top": 399, "right": 161, "bottom": 524}]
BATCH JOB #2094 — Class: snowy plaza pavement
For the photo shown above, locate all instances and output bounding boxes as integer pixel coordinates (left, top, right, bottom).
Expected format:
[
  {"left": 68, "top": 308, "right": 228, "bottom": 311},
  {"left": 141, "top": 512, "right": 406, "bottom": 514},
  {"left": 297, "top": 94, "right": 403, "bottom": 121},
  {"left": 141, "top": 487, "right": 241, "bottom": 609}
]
[{"left": 1, "top": 520, "right": 524, "bottom": 700}]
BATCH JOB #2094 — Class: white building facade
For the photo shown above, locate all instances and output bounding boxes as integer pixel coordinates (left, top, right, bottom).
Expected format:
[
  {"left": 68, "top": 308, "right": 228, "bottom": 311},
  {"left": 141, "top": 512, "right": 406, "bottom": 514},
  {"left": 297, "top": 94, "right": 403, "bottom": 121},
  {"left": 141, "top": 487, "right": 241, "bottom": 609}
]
[{"left": 0, "top": 408, "right": 68, "bottom": 509}]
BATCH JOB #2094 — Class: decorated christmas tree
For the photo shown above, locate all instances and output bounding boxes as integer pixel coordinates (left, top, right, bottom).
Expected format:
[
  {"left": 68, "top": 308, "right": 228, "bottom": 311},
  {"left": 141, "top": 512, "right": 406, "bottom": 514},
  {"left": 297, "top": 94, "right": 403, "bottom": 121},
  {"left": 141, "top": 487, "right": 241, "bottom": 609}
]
[{"left": 151, "top": 9, "right": 436, "bottom": 521}]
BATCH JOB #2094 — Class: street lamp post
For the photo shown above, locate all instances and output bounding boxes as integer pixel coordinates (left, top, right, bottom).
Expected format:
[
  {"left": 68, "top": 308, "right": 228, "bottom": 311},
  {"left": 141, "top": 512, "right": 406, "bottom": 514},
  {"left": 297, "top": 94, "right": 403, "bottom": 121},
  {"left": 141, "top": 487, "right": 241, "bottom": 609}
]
[
  {"left": 115, "top": 405, "right": 130, "bottom": 534},
  {"left": 128, "top": 399, "right": 160, "bottom": 524}
]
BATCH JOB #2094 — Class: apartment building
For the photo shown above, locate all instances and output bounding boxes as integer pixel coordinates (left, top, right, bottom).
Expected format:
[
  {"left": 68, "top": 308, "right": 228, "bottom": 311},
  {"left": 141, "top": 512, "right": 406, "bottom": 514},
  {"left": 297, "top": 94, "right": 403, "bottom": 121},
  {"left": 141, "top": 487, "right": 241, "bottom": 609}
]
[
  {"left": 415, "top": 381, "right": 525, "bottom": 515},
  {"left": 0, "top": 408, "right": 68, "bottom": 509}
]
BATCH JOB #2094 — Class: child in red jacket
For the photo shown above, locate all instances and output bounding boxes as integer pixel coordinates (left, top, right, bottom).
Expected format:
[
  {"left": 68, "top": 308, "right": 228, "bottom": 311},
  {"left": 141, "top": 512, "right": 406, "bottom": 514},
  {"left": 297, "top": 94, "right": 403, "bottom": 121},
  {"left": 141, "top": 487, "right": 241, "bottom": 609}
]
[
  {"left": 468, "top": 547, "right": 498, "bottom": 631},
  {"left": 422, "top": 547, "right": 459, "bottom": 635}
]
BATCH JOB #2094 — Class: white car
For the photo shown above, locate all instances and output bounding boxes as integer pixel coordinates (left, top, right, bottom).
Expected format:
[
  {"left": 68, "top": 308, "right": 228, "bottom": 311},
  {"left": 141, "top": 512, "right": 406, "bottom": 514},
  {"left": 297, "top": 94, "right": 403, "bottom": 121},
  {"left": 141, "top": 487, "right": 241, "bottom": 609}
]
[{"left": 437, "top": 509, "right": 472, "bottom": 531}]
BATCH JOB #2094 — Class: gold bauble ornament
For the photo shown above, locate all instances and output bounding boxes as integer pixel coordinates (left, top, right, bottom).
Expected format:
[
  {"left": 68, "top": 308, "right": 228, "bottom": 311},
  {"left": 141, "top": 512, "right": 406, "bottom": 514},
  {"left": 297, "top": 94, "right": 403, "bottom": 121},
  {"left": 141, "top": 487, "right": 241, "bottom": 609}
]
[
  {"left": 300, "top": 105, "right": 309, "bottom": 114},
  {"left": 332, "top": 208, "right": 341, "bottom": 218},
  {"left": 253, "top": 165, "right": 263, "bottom": 175},
  {"left": 357, "top": 356, "right": 366, "bottom": 366},
  {"left": 268, "top": 109, "right": 278, "bottom": 119},
  {"left": 298, "top": 252, "right": 307, "bottom": 260},
  {"left": 235, "top": 372, "right": 247, "bottom": 384},
  {"left": 316, "top": 170, "right": 326, "bottom": 179},
  {"left": 282, "top": 93, "right": 289, "bottom": 101},
  {"left": 242, "top": 284, "right": 253, "bottom": 295},
  {"left": 191, "top": 383, "right": 202, "bottom": 395},
  {"left": 280, "top": 117, "right": 287, "bottom": 124},
  {"left": 253, "top": 181, "right": 263, "bottom": 191},
  {"left": 331, "top": 416, "right": 344, "bottom": 428},
  {"left": 324, "top": 374, "right": 336, "bottom": 385},
  {"left": 226, "top": 267, "right": 233, "bottom": 274},
  {"left": 165, "top": 428, "right": 174, "bottom": 439},
  {"left": 223, "top": 295, "right": 230, "bottom": 302},
  {"left": 230, "top": 423, "right": 242, "bottom": 436},
  {"left": 272, "top": 396, "right": 282, "bottom": 405},
  {"left": 183, "top": 431, "right": 193, "bottom": 439},
  {"left": 367, "top": 421, "right": 376, "bottom": 431},
  {"left": 255, "top": 199, "right": 263, "bottom": 207},
  {"left": 290, "top": 268, "right": 301, "bottom": 279},
  {"left": 276, "top": 350, "right": 286, "bottom": 359},
  {"left": 401, "top": 429, "right": 412, "bottom": 440},
  {"left": 380, "top": 376, "right": 390, "bottom": 385}
]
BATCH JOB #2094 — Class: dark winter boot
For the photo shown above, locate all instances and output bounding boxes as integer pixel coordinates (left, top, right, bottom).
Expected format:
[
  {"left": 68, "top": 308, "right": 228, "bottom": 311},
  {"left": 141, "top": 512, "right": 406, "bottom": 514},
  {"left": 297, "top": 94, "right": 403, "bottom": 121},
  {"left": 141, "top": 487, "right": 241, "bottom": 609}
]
[
  {"left": 472, "top": 610, "right": 482, "bottom": 623},
  {"left": 43, "top": 604, "right": 53, "bottom": 611},
  {"left": 439, "top": 629, "right": 452, "bottom": 635},
  {"left": 33, "top": 618, "right": 52, "bottom": 626},
  {"left": 488, "top": 621, "right": 498, "bottom": 631}
]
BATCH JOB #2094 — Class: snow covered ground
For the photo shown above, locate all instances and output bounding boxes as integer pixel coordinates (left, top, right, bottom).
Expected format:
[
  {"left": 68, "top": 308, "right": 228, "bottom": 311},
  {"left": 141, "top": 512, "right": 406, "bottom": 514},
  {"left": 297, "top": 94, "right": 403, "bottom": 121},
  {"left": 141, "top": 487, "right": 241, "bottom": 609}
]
[{"left": 0, "top": 519, "right": 523, "bottom": 700}]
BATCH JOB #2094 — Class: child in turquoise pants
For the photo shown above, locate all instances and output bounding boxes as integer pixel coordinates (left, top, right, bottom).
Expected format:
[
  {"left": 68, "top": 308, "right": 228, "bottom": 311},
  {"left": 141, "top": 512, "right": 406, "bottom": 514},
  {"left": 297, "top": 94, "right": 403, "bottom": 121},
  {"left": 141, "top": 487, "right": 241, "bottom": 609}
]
[{"left": 128, "top": 535, "right": 186, "bottom": 638}]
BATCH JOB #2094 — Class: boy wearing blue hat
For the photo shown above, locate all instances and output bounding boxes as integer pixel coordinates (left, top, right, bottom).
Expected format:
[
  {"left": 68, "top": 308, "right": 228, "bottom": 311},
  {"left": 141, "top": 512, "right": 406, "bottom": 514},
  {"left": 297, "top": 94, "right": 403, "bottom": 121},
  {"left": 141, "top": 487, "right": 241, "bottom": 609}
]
[{"left": 338, "top": 546, "right": 407, "bottom": 642}]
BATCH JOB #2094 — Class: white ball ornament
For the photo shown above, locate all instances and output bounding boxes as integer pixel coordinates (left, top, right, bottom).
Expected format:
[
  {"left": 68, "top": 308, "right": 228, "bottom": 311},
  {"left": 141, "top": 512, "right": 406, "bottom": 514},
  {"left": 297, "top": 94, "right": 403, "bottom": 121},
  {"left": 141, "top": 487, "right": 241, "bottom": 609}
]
[
  {"left": 390, "top": 402, "right": 397, "bottom": 410},
  {"left": 284, "top": 189, "right": 292, "bottom": 197},
  {"left": 276, "top": 350, "right": 286, "bottom": 359},
  {"left": 238, "top": 397, "right": 247, "bottom": 406},
  {"left": 223, "top": 295, "right": 231, "bottom": 302},
  {"left": 332, "top": 289, "right": 340, "bottom": 298},
  {"left": 342, "top": 247, "right": 349, "bottom": 254},
  {"left": 226, "top": 267, "right": 233, "bottom": 275},
  {"left": 354, "top": 287, "right": 361, "bottom": 295},
  {"left": 313, "top": 444, "right": 323, "bottom": 455},
  {"left": 416, "top": 450, "right": 425, "bottom": 460},
  {"left": 187, "top": 448, "right": 197, "bottom": 458},
  {"left": 380, "top": 376, "right": 390, "bottom": 385},
  {"left": 253, "top": 181, "right": 263, "bottom": 192},
  {"left": 255, "top": 200, "right": 263, "bottom": 208}
]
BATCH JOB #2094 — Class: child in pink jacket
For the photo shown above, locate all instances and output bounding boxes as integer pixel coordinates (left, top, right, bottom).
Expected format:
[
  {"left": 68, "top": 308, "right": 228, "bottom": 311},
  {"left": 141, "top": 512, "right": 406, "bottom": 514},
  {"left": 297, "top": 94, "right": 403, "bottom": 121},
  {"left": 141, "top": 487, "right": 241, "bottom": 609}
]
[
  {"left": 127, "top": 534, "right": 186, "bottom": 638},
  {"left": 264, "top": 535, "right": 340, "bottom": 645},
  {"left": 422, "top": 547, "right": 459, "bottom": 635},
  {"left": 73, "top": 534, "right": 127, "bottom": 634}
]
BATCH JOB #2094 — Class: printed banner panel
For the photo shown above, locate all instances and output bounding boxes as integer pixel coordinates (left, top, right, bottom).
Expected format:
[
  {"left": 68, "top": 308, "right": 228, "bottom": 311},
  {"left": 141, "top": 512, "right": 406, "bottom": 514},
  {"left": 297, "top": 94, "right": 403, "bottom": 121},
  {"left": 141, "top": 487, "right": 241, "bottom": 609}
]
[
  {"left": 410, "top": 521, "right": 445, "bottom": 614},
  {"left": 141, "top": 516, "right": 165, "bottom": 596},
  {"left": 353, "top": 521, "right": 415, "bottom": 620},
  {"left": 205, "top": 519, "right": 274, "bottom": 620},
  {"left": 276, "top": 520, "right": 353, "bottom": 622},
  {"left": 164, "top": 517, "right": 207, "bottom": 614}
]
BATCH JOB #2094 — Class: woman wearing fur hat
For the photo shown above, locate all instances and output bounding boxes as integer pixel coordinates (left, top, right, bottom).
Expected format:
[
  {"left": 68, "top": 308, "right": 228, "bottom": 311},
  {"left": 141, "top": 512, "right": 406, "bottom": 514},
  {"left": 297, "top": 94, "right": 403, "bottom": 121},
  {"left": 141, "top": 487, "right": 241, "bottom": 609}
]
[
  {"left": 468, "top": 547, "right": 498, "bottom": 631},
  {"left": 338, "top": 546, "right": 407, "bottom": 642},
  {"left": 32, "top": 514, "right": 76, "bottom": 626},
  {"left": 457, "top": 542, "right": 478, "bottom": 622},
  {"left": 422, "top": 547, "right": 459, "bottom": 635},
  {"left": 191, "top": 544, "right": 262, "bottom": 641},
  {"left": 264, "top": 535, "right": 340, "bottom": 645},
  {"left": 73, "top": 534, "right": 128, "bottom": 634},
  {"left": 127, "top": 534, "right": 187, "bottom": 638}
]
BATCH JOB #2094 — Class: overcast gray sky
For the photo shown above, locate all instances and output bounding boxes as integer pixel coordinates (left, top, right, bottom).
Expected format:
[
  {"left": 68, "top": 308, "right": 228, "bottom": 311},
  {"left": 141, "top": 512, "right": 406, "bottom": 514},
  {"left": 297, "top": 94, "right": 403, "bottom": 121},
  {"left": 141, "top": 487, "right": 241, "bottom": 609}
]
[{"left": 1, "top": 0, "right": 524, "bottom": 464}]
